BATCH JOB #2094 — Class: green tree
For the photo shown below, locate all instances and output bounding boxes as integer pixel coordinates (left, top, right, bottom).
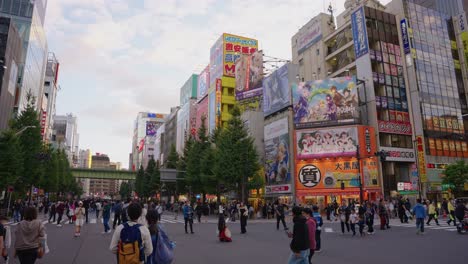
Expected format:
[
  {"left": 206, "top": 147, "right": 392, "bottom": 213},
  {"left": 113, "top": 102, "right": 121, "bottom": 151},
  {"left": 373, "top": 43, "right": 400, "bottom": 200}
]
[
  {"left": 442, "top": 160, "right": 468, "bottom": 197},
  {"left": 135, "top": 165, "right": 145, "bottom": 198},
  {"left": 0, "top": 130, "right": 23, "bottom": 192},
  {"left": 176, "top": 137, "right": 193, "bottom": 195},
  {"left": 145, "top": 158, "right": 160, "bottom": 198},
  {"left": 166, "top": 144, "right": 179, "bottom": 169},
  {"left": 9, "top": 93, "right": 42, "bottom": 193},
  {"left": 39, "top": 147, "right": 59, "bottom": 194},
  {"left": 119, "top": 181, "right": 132, "bottom": 199},
  {"left": 215, "top": 105, "right": 259, "bottom": 203}
]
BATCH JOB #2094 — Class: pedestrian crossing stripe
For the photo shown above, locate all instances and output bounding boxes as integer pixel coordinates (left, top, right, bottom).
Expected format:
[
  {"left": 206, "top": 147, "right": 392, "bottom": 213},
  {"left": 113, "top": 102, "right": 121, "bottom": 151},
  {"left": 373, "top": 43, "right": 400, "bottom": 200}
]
[{"left": 390, "top": 223, "right": 456, "bottom": 231}]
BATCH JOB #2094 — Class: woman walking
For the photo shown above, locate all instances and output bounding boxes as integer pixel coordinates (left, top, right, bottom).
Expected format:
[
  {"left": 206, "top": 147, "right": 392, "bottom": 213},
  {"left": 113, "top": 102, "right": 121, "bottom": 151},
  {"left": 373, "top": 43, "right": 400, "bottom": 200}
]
[
  {"left": 238, "top": 202, "right": 248, "bottom": 234},
  {"left": 14, "top": 207, "right": 46, "bottom": 264},
  {"left": 74, "top": 201, "right": 86, "bottom": 237}
]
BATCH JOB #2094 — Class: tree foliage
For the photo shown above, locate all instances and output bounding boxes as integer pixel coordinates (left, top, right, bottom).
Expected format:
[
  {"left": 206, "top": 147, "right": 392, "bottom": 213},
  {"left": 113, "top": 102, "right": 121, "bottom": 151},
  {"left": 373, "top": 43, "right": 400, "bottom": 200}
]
[
  {"left": 119, "top": 181, "right": 132, "bottom": 199},
  {"left": 145, "top": 158, "right": 160, "bottom": 198},
  {"left": 0, "top": 130, "right": 23, "bottom": 191},
  {"left": 443, "top": 160, "right": 468, "bottom": 196}
]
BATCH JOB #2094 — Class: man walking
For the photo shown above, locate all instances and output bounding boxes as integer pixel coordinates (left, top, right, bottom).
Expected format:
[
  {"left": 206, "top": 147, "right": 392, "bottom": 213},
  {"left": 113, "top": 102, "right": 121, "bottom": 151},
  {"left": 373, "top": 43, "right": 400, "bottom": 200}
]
[
  {"left": 312, "top": 206, "right": 323, "bottom": 252},
  {"left": 183, "top": 201, "right": 194, "bottom": 234},
  {"left": 112, "top": 201, "right": 122, "bottom": 229},
  {"left": 426, "top": 200, "right": 440, "bottom": 226},
  {"left": 275, "top": 200, "right": 289, "bottom": 231},
  {"left": 95, "top": 200, "right": 102, "bottom": 220},
  {"left": 413, "top": 199, "right": 426, "bottom": 235},
  {"left": 48, "top": 202, "right": 56, "bottom": 223},
  {"left": 102, "top": 200, "right": 111, "bottom": 234},
  {"left": 447, "top": 199, "right": 457, "bottom": 226},
  {"left": 56, "top": 201, "right": 65, "bottom": 227},
  {"left": 173, "top": 202, "right": 180, "bottom": 220},
  {"left": 287, "top": 206, "right": 309, "bottom": 264},
  {"left": 83, "top": 199, "right": 90, "bottom": 223}
]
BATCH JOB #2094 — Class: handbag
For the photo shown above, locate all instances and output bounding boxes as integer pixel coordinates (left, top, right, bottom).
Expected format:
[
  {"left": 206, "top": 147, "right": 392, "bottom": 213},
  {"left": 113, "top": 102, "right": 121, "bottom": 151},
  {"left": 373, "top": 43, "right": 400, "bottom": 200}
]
[
  {"left": 37, "top": 244, "right": 45, "bottom": 259},
  {"left": 155, "top": 226, "right": 174, "bottom": 264}
]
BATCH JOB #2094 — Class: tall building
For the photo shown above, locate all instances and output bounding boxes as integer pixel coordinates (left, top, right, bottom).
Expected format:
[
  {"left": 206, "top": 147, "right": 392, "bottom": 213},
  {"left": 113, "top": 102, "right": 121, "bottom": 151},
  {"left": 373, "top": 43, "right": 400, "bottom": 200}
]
[
  {"left": 176, "top": 74, "right": 198, "bottom": 154},
  {"left": 42, "top": 52, "right": 59, "bottom": 142},
  {"left": 291, "top": 13, "right": 335, "bottom": 81},
  {"left": 386, "top": 0, "right": 468, "bottom": 199},
  {"left": 161, "top": 107, "right": 179, "bottom": 166},
  {"left": 209, "top": 33, "right": 258, "bottom": 131},
  {"left": 89, "top": 153, "right": 119, "bottom": 196},
  {"left": 77, "top": 149, "right": 92, "bottom": 196},
  {"left": 52, "top": 114, "right": 79, "bottom": 166},
  {"left": 0, "top": 0, "right": 48, "bottom": 113},
  {"left": 0, "top": 16, "right": 22, "bottom": 131},
  {"left": 131, "top": 112, "right": 166, "bottom": 170},
  {"left": 195, "top": 65, "right": 209, "bottom": 135}
]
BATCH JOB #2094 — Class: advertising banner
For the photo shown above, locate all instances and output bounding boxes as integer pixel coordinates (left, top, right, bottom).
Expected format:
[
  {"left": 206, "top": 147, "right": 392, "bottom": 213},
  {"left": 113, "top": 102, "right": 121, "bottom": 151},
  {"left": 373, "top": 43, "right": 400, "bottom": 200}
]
[
  {"left": 295, "top": 157, "right": 379, "bottom": 191},
  {"left": 380, "top": 147, "right": 415, "bottom": 162},
  {"left": 210, "top": 36, "right": 223, "bottom": 87},
  {"left": 263, "top": 64, "right": 290, "bottom": 116},
  {"left": 296, "top": 126, "right": 358, "bottom": 159},
  {"left": 238, "top": 95, "right": 262, "bottom": 112},
  {"left": 297, "top": 18, "right": 322, "bottom": 55},
  {"left": 265, "top": 184, "right": 291, "bottom": 194},
  {"left": 208, "top": 91, "right": 216, "bottom": 132},
  {"left": 264, "top": 118, "right": 290, "bottom": 185},
  {"left": 400, "top": 18, "right": 411, "bottom": 54},
  {"left": 223, "top": 33, "right": 258, "bottom": 77},
  {"left": 146, "top": 121, "right": 158, "bottom": 136},
  {"left": 195, "top": 96, "right": 208, "bottom": 132},
  {"left": 416, "top": 136, "right": 427, "bottom": 182},
  {"left": 216, "top": 79, "right": 222, "bottom": 124},
  {"left": 351, "top": 6, "right": 369, "bottom": 59},
  {"left": 358, "top": 126, "right": 377, "bottom": 157},
  {"left": 292, "top": 76, "right": 358, "bottom": 128},
  {"left": 235, "top": 50, "right": 263, "bottom": 101},
  {"left": 138, "top": 138, "right": 145, "bottom": 153},
  {"left": 197, "top": 65, "right": 210, "bottom": 100},
  {"left": 378, "top": 120, "right": 412, "bottom": 135}
]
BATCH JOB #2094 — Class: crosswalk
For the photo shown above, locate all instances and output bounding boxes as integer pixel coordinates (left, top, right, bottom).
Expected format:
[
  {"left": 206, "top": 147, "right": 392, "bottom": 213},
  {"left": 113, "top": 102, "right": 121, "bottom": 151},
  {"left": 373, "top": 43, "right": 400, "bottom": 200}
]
[{"left": 390, "top": 222, "right": 458, "bottom": 232}]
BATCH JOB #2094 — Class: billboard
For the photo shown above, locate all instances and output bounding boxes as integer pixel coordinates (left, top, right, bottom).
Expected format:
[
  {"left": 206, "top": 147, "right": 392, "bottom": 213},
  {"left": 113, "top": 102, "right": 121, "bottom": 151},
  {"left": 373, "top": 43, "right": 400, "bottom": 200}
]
[
  {"left": 296, "top": 126, "right": 358, "bottom": 159},
  {"left": 264, "top": 118, "right": 290, "bottom": 185},
  {"left": 351, "top": 6, "right": 369, "bottom": 58},
  {"left": 223, "top": 33, "right": 258, "bottom": 77},
  {"left": 146, "top": 121, "right": 158, "bottom": 136},
  {"left": 210, "top": 36, "right": 223, "bottom": 87},
  {"left": 378, "top": 120, "right": 412, "bottom": 135},
  {"left": 263, "top": 64, "right": 290, "bottom": 116},
  {"left": 196, "top": 95, "right": 209, "bottom": 133},
  {"left": 400, "top": 18, "right": 411, "bottom": 54},
  {"left": 297, "top": 17, "right": 322, "bottom": 54},
  {"left": 295, "top": 157, "right": 379, "bottom": 191},
  {"left": 235, "top": 50, "right": 263, "bottom": 101},
  {"left": 292, "top": 76, "right": 358, "bottom": 128},
  {"left": 238, "top": 95, "right": 262, "bottom": 112},
  {"left": 197, "top": 65, "right": 210, "bottom": 100}
]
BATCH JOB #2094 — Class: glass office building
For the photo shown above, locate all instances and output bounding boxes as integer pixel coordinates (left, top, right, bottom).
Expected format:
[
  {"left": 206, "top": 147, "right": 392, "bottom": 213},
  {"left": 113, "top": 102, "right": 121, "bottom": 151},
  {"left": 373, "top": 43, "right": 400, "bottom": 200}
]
[{"left": 0, "top": 0, "right": 48, "bottom": 112}]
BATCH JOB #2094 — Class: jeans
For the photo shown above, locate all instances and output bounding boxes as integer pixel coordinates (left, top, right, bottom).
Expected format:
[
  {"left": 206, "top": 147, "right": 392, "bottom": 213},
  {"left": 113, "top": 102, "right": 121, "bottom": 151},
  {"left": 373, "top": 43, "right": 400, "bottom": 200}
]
[
  {"left": 340, "top": 221, "right": 350, "bottom": 233},
  {"left": 103, "top": 216, "right": 110, "bottom": 232},
  {"left": 315, "top": 230, "right": 321, "bottom": 250},
  {"left": 277, "top": 215, "right": 287, "bottom": 230},
  {"left": 184, "top": 217, "right": 193, "bottom": 233},
  {"left": 350, "top": 223, "right": 356, "bottom": 235},
  {"left": 14, "top": 210, "right": 21, "bottom": 222},
  {"left": 288, "top": 249, "right": 309, "bottom": 264},
  {"left": 416, "top": 218, "right": 425, "bottom": 233},
  {"left": 16, "top": 248, "right": 38, "bottom": 264},
  {"left": 57, "top": 213, "right": 63, "bottom": 225},
  {"left": 113, "top": 213, "right": 121, "bottom": 229}
]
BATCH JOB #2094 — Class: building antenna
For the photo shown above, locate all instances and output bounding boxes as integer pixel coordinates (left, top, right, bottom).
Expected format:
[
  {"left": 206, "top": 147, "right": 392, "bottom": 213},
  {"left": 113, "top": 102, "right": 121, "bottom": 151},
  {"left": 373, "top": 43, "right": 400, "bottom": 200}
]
[{"left": 327, "top": 2, "right": 334, "bottom": 26}]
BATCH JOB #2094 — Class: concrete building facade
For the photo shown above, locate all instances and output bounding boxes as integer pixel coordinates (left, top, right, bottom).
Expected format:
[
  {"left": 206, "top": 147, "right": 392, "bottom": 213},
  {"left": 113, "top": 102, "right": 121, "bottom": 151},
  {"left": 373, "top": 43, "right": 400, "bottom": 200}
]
[
  {"left": 42, "top": 53, "right": 59, "bottom": 142},
  {"left": 52, "top": 114, "right": 79, "bottom": 167}
]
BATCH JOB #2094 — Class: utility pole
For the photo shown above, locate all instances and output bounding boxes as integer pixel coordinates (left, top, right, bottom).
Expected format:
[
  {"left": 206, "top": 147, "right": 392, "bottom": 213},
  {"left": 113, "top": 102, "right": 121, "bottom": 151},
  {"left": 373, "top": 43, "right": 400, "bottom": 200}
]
[{"left": 356, "top": 145, "right": 364, "bottom": 204}]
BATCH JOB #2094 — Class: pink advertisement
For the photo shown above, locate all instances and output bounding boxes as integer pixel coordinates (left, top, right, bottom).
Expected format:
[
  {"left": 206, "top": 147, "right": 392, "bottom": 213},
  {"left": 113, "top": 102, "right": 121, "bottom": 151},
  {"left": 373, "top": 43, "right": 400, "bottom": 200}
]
[{"left": 196, "top": 96, "right": 209, "bottom": 134}]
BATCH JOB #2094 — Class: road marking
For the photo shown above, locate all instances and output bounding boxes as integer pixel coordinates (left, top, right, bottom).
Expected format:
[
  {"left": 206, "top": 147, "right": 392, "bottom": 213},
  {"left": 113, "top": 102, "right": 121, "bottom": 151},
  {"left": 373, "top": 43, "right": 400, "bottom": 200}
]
[{"left": 324, "top": 228, "right": 334, "bottom": 233}]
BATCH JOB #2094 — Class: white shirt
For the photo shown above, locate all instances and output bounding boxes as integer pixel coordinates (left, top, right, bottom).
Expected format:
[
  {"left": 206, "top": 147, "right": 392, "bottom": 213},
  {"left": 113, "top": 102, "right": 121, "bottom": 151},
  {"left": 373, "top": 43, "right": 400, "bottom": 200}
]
[
  {"left": 219, "top": 205, "right": 224, "bottom": 214},
  {"left": 109, "top": 221, "right": 153, "bottom": 261},
  {"left": 96, "top": 202, "right": 102, "bottom": 211}
]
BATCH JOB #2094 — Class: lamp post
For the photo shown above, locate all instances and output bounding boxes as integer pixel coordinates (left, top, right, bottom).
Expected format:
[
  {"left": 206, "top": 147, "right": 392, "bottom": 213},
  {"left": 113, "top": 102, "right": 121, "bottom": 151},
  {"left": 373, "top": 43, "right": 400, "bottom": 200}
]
[{"left": 14, "top": 125, "right": 36, "bottom": 136}]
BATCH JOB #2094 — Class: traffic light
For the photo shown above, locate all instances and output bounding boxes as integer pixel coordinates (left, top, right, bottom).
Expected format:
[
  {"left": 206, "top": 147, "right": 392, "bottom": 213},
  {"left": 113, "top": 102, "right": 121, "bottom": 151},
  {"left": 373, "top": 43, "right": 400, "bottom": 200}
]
[{"left": 341, "top": 181, "right": 345, "bottom": 190}]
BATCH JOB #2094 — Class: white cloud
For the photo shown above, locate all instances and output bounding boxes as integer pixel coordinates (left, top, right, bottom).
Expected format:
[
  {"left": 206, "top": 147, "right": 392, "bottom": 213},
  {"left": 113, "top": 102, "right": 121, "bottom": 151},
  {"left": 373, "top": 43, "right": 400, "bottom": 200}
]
[{"left": 45, "top": 0, "right": 391, "bottom": 167}]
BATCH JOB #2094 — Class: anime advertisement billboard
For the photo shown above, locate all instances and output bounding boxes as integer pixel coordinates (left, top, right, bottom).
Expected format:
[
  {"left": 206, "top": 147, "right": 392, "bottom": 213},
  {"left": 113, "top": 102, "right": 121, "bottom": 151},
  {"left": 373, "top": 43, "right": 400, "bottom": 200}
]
[
  {"left": 235, "top": 50, "right": 263, "bottom": 101},
  {"left": 296, "top": 127, "right": 358, "bottom": 159},
  {"left": 263, "top": 64, "right": 290, "bottom": 116},
  {"left": 264, "top": 117, "right": 290, "bottom": 185},
  {"left": 292, "top": 76, "right": 359, "bottom": 128}
]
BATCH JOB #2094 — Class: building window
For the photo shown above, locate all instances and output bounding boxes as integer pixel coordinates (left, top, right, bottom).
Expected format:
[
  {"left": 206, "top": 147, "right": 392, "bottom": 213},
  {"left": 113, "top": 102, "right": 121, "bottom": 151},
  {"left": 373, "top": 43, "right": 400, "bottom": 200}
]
[
  {"left": 316, "top": 49, "right": 320, "bottom": 55},
  {"left": 299, "top": 58, "right": 304, "bottom": 66}
]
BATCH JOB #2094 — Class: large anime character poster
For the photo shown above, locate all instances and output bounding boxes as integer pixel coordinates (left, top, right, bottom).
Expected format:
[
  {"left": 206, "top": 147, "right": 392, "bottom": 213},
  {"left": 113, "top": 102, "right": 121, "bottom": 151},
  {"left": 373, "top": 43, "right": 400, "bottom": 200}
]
[
  {"left": 292, "top": 76, "right": 359, "bottom": 128},
  {"left": 264, "top": 118, "right": 290, "bottom": 185}
]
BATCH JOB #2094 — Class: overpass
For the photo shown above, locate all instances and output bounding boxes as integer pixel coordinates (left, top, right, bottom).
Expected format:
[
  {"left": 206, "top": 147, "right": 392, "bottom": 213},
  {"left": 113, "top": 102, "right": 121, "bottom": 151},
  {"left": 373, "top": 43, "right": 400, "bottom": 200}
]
[{"left": 71, "top": 168, "right": 183, "bottom": 182}]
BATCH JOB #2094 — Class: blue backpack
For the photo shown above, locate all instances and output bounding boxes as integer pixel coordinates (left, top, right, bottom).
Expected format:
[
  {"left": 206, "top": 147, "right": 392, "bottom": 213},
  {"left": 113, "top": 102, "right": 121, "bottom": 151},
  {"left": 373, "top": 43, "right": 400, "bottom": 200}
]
[{"left": 147, "top": 225, "right": 175, "bottom": 264}]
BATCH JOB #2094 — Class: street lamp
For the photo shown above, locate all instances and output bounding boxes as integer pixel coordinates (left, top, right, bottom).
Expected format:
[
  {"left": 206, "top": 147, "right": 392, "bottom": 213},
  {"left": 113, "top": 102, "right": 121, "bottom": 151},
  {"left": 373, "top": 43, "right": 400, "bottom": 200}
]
[{"left": 15, "top": 126, "right": 36, "bottom": 136}]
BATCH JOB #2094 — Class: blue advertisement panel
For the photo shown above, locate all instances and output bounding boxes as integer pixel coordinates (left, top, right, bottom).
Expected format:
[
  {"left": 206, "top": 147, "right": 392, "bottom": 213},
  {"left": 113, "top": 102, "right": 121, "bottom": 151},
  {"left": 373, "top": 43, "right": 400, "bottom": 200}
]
[
  {"left": 210, "top": 36, "right": 223, "bottom": 87},
  {"left": 351, "top": 6, "right": 369, "bottom": 59},
  {"left": 263, "top": 64, "right": 290, "bottom": 116},
  {"left": 208, "top": 91, "right": 216, "bottom": 132},
  {"left": 292, "top": 76, "right": 359, "bottom": 128},
  {"left": 400, "top": 18, "right": 410, "bottom": 54}
]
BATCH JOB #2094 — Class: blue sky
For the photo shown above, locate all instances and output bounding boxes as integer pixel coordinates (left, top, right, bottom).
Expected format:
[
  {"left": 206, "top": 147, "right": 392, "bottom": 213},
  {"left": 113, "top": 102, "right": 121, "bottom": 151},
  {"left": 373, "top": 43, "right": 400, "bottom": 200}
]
[{"left": 45, "top": 0, "right": 391, "bottom": 168}]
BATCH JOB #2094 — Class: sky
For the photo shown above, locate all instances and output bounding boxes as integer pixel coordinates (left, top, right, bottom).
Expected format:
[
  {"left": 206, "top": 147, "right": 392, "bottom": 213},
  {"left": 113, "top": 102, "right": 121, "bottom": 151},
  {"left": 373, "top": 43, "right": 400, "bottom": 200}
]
[{"left": 45, "top": 0, "right": 391, "bottom": 168}]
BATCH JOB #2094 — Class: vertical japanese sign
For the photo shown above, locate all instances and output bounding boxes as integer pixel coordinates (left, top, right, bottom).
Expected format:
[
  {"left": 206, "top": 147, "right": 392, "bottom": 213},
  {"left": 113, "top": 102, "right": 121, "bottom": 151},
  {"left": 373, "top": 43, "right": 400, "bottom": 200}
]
[
  {"left": 400, "top": 18, "right": 411, "bottom": 55},
  {"left": 416, "top": 136, "right": 427, "bottom": 183},
  {"left": 216, "top": 79, "right": 222, "bottom": 125},
  {"left": 351, "top": 6, "right": 369, "bottom": 59},
  {"left": 223, "top": 33, "right": 258, "bottom": 77}
]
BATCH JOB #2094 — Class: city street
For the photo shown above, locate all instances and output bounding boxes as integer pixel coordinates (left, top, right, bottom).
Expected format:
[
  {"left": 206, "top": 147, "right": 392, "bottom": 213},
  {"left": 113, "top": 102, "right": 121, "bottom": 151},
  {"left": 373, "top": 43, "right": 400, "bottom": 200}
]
[{"left": 5, "top": 213, "right": 468, "bottom": 264}]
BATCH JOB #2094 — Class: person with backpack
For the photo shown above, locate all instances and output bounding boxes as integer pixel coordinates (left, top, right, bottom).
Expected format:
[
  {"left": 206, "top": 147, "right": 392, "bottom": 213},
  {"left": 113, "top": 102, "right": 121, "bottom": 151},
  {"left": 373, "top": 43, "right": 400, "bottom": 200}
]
[
  {"left": 102, "top": 200, "right": 112, "bottom": 234},
  {"left": 312, "top": 206, "right": 323, "bottom": 252},
  {"left": 182, "top": 201, "right": 194, "bottom": 234},
  {"left": 146, "top": 210, "right": 175, "bottom": 263},
  {"left": 113, "top": 201, "right": 123, "bottom": 229},
  {"left": 110, "top": 203, "right": 153, "bottom": 264}
]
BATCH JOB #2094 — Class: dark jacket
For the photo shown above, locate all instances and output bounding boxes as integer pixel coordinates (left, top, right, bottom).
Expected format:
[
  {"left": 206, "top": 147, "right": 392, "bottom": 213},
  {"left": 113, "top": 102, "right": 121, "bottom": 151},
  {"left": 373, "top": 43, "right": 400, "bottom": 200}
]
[
  {"left": 455, "top": 203, "right": 466, "bottom": 220},
  {"left": 290, "top": 216, "right": 309, "bottom": 253}
]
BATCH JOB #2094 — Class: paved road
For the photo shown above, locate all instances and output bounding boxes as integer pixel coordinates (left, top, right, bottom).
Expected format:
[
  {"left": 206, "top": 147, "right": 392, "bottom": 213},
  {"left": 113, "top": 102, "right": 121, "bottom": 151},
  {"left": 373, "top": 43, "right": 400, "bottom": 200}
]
[{"left": 5, "top": 214, "right": 468, "bottom": 264}]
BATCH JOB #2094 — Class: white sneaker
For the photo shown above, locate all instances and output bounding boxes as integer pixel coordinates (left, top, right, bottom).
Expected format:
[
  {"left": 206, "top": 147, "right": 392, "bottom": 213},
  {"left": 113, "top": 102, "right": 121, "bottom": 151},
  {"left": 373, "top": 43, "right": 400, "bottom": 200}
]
[{"left": 57, "top": 224, "right": 62, "bottom": 227}]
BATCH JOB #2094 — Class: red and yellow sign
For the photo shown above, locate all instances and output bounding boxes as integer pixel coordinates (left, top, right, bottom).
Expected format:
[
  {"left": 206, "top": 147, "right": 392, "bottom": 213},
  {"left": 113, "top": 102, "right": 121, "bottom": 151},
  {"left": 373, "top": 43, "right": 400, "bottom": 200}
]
[
  {"left": 295, "top": 157, "right": 379, "bottom": 195},
  {"left": 223, "top": 33, "right": 258, "bottom": 77},
  {"left": 416, "top": 136, "right": 427, "bottom": 182},
  {"left": 358, "top": 126, "right": 377, "bottom": 158}
]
